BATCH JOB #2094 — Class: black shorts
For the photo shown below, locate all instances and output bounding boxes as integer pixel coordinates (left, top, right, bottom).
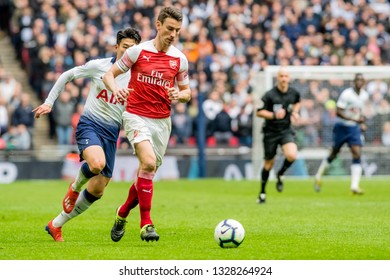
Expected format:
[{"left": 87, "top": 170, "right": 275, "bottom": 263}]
[{"left": 263, "top": 130, "right": 296, "bottom": 160}]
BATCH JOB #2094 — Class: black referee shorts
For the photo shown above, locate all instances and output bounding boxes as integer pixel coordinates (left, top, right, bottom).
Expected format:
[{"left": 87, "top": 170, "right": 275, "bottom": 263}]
[{"left": 262, "top": 130, "right": 296, "bottom": 160}]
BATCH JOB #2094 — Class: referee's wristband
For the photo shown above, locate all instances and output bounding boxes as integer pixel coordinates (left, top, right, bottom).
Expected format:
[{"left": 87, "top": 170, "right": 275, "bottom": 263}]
[{"left": 272, "top": 112, "right": 276, "bottom": 119}]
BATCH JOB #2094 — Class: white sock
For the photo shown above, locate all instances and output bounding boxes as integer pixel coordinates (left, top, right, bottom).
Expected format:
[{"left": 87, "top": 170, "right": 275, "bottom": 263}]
[
  {"left": 52, "top": 211, "right": 71, "bottom": 228},
  {"left": 350, "top": 163, "right": 362, "bottom": 190},
  {"left": 51, "top": 191, "right": 94, "bottom": 227},
  {"left": 67, "top": 191, "right": 93, "bottom": 219},
  {"left": 315, "top": 159, "right": 329, "bottom": 180},
  {"left": 72, "top": 168, "right": 89, "bottom": 192}
]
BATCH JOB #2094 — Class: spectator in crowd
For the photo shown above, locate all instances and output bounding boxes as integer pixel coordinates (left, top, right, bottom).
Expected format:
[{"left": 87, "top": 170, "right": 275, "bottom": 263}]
[
  {"left": 320, "top": 99, "right": 338, "bottom": 146},
  {"left": 202, "top": 90, "right": 223, "bottom": 138},
  {"left": 293, "top": 98, "right": 321, "bottom": 146},
  {"left": 52, "top": 90, "right": 76, "bottom": 145},
  {"left": 363, "top": 100, "right": 381, "bottom": 143},
  {"left": 377, "top": 98, "right": 390, "bottom": 124},
  {"left": 0, "top": 73, "right": 21, "bottom": 104},
  {"left": 381, "top": 121, "right": 390, "bottom": 146},
  {"left": 366, "top": 79, "right": 388, "bottom": 97},
  {"left": 0, "top": 0, "right": 12, "bottom": 35},
  {"left": 0, "top": 96, "right": 8, "bottom": 136},
  {"left": 234, "top": 101, "right": 253, "bottom": 147},
  {"left": 2, "top": 124, "right": 31, "bottom": 150},
  {"left": 300, "top": 4, "right": 322, "bottom": 32},
  {"left": 171, "top": 102, "right": 192, "bottom": 145},
  {"left": 10, "top": 93, "right": 34, "bottom": 134},
  {"left": 212, "top": 101, "right": 234, "bottom": 145}
]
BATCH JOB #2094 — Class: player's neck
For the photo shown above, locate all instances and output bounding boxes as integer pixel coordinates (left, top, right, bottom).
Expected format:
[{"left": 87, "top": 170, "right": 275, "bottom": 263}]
[
  {"left": 354, "top": 87, "right": 361, "bottom": 94},
  {"left": 277, "top": 84, "right": 288, "bottom": 93},
  {"left": 153, "top": 39, "right": 168, "bottom": 52}
]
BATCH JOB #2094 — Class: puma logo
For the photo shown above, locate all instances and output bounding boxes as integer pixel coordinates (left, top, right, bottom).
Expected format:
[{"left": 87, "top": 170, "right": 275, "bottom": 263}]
[
  {"left": 142, "top": 189, "right": 152, "bottom": 193},
  {"left": 143, "top": 55, "right": 151, "bottom": 62}
]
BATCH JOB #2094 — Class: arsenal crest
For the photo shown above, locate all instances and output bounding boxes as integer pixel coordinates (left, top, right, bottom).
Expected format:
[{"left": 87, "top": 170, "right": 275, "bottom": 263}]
[{"left": 169, "top": 60, "right": 177, "bottom": 69}]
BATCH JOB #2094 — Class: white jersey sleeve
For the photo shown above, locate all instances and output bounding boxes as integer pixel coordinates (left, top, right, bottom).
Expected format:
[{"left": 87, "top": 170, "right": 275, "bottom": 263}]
[
  {"left": 45, "top": 57, "right": 129, "bottom": 128},
  {"left": 44, "top": 60, "right": 102, "bottom": 107}
]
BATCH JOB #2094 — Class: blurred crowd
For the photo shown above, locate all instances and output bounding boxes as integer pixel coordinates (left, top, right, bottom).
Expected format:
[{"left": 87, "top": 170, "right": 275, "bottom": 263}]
[{"left": 1, "top": 0, "right": 390, "bottom": 151}]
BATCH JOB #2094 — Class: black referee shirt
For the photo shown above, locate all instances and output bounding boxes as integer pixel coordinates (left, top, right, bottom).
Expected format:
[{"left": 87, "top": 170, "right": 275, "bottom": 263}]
[{"left": 259, "top": 85, "right": 301, "bottom": 133}]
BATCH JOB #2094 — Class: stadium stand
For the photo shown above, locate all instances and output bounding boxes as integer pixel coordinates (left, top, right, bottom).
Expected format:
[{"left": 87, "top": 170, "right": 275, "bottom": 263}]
[
  {"left": 0, "top": 34, "right": 56, "bottom": 153},
  {"left": 1, "top": 0, "right": 390, "bottom": 155}
]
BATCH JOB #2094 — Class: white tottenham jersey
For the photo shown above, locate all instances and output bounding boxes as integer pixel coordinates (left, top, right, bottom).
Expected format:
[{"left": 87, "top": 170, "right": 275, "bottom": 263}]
[
  {"left": 336, "top": 87, "right": 369, "bottom": 126},
  {"left": 45, "top": 57, "right": 129, "bottom": 127}
]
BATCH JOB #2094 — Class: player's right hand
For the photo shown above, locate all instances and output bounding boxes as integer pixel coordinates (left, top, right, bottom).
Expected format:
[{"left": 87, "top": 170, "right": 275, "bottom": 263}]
[
  {"left": 274, "top": 108, "right": 286, "bottom": 119},
  {"left": 113, "top": 88, "right": 131, "bottom": 103},
  {"left": 357, "top": 116, "right": 366, "bottom": 124},
  {"left": 32, "top": 104, "right": 52, "bottom": 119}
]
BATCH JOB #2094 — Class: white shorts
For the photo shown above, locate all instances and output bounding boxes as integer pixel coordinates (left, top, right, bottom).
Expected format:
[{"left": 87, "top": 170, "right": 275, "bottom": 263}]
[{"left": 122, "top": 111, "right": 171, "bottom": 167}]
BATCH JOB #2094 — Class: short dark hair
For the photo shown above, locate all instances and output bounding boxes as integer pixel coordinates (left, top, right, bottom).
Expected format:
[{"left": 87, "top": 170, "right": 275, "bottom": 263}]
[
  {"left": 116, "top": 27, "right": 141, "bottom": 45},
  {"left": 354, "top": 73, "right": 364, "bottom": 81},
  {"left": 157, "top": 6, "right": 183, "bottom": 24}
]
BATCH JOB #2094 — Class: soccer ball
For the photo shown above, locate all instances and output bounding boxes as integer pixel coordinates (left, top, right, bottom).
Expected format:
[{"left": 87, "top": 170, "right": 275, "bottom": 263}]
[{"left": 214, "top": 219, "right": 245, "bottom": 248}]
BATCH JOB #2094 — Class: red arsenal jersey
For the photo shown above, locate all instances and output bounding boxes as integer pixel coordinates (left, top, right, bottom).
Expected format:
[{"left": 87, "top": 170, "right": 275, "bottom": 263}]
[{"left": 116, "top": 40, "right": 189, "bottom": 119}]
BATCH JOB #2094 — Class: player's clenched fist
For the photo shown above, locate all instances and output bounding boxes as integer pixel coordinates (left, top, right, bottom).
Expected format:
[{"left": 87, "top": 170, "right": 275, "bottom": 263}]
[{"left": 166, "top": 86, "right": 179, "bottom": 101}]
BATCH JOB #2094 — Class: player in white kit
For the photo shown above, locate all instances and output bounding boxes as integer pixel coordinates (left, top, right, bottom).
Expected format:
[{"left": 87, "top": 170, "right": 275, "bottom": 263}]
[
  {"left": 103, "top": 6, "right": 191, "bottom": 242},
  {"left": 314, "top": 73, "right": 369, "bottom": 194},
  {"left": 33, "top": 28, "right": 141, "bottom": 241}
]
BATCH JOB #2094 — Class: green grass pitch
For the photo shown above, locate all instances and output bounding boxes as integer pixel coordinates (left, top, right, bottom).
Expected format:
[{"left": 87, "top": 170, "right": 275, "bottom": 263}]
[{"left": 0, "top": 178, "right": 389, "bottom": 260}]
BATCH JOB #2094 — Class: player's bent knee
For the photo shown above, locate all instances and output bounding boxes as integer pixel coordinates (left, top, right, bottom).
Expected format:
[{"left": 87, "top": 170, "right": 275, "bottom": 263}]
[
  {"left": 140, "top": 159, "right": 157, "bottom": 173},
  {"left": 287, "top": 156, "right": 297, "bottom": 162},
  {"left": 285, "top": 153, "right": 297, "bottom": 162},
  {"left": 88, "top": 160, "right": 106, "bottom": 174},
  {"left": 142, "top": 163, "right": 156, "bottom": 173}
]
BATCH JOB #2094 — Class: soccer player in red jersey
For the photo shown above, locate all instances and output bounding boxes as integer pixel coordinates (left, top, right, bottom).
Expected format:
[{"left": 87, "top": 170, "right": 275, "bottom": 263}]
[{"left": 103, "top": 6, "right": 191, "bottom": 242}]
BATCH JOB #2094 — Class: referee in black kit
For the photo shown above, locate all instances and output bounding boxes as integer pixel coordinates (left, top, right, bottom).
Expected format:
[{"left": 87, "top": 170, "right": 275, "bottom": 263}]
[{"left": 256, "top": 67, "right": 301, "bottom": 204}]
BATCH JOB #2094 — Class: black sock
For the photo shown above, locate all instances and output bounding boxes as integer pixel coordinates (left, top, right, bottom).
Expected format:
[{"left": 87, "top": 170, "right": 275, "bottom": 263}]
[
  {"left": 278, "top": 159, "right": 294, "bottom": 177},
  {"left": 260, "top": 168, "right": 270, "bottom": 194},
  {"left": 82, "top": 189, "right": 100, "bottom": 203}
]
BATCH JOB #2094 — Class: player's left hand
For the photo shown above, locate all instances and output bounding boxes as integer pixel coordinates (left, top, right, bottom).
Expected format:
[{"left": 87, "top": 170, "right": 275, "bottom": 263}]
[
  {"left": 360, "top": 123, "right": 367, "bottom": 132},
  {"left": 166, "top": 87, "right": 179, "bottom": 101},
  {"left": 291, "top": 111, "right": 300, "bottom": 123}
]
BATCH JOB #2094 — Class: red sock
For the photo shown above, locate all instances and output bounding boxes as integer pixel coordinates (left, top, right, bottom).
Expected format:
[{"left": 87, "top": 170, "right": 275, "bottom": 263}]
[
  {"left": 136, "top": 176, "right": 153, "bottom": 227},
  {"left": 118, "top": 183, "right": 138, "bottom": 218}
]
